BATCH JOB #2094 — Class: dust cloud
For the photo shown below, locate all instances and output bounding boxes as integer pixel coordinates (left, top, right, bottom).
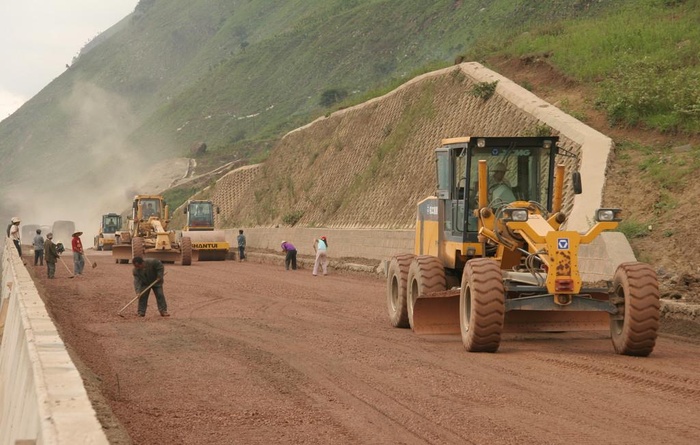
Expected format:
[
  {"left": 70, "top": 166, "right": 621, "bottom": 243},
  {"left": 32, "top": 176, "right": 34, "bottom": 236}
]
[{"left": 1, "top": 81, "right": 187, "bottom": 245}]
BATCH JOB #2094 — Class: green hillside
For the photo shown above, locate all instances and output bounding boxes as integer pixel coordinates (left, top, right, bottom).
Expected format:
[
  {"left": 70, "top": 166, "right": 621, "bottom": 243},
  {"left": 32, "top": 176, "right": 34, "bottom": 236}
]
[{"left": 0, "top": 0, "right": 698, "bottom": 230}]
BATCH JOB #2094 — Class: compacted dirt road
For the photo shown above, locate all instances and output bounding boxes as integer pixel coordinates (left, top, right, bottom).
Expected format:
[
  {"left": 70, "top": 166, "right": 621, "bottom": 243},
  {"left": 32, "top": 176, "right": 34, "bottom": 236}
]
[{"left": 28, "top": 251, "right": 700, "bottom": 445}]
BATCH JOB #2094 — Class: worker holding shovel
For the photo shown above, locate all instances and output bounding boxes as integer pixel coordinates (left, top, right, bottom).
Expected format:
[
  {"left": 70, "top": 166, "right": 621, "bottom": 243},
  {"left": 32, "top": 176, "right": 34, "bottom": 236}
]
[
  {"left": 71, "top": 231, "right": 86, "bottom": 276},
  {"left": 44, "top": 233, "right": 59, "bottom": 278},
  {"left": 132, "top": 256, "right": 170, "bottom": 317}
]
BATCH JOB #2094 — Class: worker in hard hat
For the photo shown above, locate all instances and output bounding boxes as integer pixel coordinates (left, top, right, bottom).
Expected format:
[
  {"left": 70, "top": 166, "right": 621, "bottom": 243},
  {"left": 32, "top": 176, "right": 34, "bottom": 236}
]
[{"left": 489, "top": 162, "right": 516, "bottom": 205}]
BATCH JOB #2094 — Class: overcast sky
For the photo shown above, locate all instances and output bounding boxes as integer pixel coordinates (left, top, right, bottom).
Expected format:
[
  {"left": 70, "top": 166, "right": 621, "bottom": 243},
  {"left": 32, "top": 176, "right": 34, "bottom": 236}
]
[{"left": 0, "top": 0, "right": 138, "bottom": 122}]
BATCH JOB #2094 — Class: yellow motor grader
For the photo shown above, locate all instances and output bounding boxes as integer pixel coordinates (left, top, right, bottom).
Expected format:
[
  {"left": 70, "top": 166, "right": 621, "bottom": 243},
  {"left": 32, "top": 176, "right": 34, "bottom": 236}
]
[
  {"left": 386, "top": 136, "right": 660, "bottom": 356},
  {"left": 112, "top": 195, "right": 192, "bottom": 265}
]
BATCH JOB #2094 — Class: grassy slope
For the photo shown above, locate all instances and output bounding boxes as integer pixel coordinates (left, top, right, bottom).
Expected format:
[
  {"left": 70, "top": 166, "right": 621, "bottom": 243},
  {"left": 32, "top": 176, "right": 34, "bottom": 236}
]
[
  {"left": 0, "top": 0, "right": 614, "bottom": 189},
  {"left": 1, "top": 0, "right": 699, "bottom": 276}
]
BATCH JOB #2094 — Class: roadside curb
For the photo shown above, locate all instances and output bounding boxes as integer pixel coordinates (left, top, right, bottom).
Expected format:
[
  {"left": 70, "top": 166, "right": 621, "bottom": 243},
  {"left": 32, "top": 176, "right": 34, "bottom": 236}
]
[{"left": 245, "top": 251, "right": 383, "bottom": 275}]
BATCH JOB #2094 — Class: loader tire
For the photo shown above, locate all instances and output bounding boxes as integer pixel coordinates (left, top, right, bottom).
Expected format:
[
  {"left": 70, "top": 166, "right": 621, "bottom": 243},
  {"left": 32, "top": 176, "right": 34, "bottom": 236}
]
[
  {"left": 407, "top": 255, "right": 446, "bottom": 331},
  {"left": 386, "top": 254, "right": 415, "bottom": 328},
  {"left": 181, "top": 237, "right": 192, "bottom": 266},
  {"left": 610, "top": 262, "right": 660, "bottom": 357},
  {"left": 132, "top": 237, "right": 145, "bottom": 259},
  {"left": 460, "top": 258, "right": 505, "bottom": 353}
]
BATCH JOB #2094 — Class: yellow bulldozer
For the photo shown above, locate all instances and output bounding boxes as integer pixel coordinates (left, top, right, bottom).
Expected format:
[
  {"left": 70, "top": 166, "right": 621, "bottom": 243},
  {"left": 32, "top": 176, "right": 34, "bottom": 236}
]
[
  {"left": 387, "top": 136, "right": 660, "bottom": 356},
  {"left": 181, "top": 199, "right": 230, "bottom": 261},
  {"left": 112, "top": 195, "right": 192, "bottom": 265}
]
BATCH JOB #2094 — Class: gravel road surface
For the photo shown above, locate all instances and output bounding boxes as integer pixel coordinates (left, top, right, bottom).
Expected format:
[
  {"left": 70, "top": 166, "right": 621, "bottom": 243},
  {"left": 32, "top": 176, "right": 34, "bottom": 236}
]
[{"left": 28, "top": 251, "right": 700, "bottom": 445}]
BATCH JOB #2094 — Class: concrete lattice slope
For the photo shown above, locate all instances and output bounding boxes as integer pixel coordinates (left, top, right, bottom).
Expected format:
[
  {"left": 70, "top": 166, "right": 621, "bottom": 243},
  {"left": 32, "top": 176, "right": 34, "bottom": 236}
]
[{"left": 213, "top": 63, "right": 589, "bottom": 229}]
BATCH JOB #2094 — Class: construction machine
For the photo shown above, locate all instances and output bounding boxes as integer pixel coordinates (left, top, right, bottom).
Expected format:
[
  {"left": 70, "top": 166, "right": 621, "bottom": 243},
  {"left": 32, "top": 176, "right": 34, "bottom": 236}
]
[
  {"left": 181, "top": 199, "right": 230, "bottom": 261},
  {"left": 112, "top": 195, "right": 192, "bottom": 265},
  {"left": 386, "top": 136, "right": 660, "bottom": 356},
  {"left": 94, "top": 213, "right": 122, "bottom": 251}
]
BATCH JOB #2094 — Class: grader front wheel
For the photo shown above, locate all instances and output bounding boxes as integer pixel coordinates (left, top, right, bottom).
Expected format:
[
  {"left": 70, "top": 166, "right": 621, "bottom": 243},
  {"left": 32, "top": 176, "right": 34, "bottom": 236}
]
[
  {"left": 460, "top": 258, "right": 505, "bottom": 353},
  {"left": 610, "top": 262, "right": 660, "bottom": 357},
  {"left": 386, "top": 254, "right": 415, "bottom": 328}
]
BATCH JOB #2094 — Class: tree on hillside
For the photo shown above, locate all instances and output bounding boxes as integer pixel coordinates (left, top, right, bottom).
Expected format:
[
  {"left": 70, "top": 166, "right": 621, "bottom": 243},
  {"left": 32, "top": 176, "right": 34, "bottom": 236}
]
[{"left": 319, "top": 89, "right": 348, "bottom": 108}]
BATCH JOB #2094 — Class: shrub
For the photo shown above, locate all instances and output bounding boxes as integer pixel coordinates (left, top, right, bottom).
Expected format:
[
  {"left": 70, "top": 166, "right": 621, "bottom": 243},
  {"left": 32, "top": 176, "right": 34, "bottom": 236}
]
[
  {"left": 282, "top": 210, "right": 304, "bottom": 226},
  {"left": 471, "top": 81, "right": 498, "bottom": 100},
  {"left": 319, "top": 89, "right": 348, "bottom": 108}
]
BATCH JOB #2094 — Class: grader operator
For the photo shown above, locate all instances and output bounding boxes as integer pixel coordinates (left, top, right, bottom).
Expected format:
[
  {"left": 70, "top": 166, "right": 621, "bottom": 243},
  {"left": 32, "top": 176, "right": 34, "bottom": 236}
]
[
  {"left": 112, "top": 195, "right": 192, "bottom": 265},
  {"left": 386, "top": 136, "right": 660, "bottom": 356}
]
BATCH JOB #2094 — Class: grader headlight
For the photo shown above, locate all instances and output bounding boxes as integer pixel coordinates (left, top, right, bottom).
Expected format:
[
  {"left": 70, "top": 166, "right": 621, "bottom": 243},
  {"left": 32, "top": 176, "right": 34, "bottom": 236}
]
[
  {"left": 503, "top": 208, "right": 529, "bottom": 222},
  {"left": 595, "top": 208, "right": 622, "bottom": 222},
  {"left": 477, "top": 138, "right": 486, "bottom": 148}
]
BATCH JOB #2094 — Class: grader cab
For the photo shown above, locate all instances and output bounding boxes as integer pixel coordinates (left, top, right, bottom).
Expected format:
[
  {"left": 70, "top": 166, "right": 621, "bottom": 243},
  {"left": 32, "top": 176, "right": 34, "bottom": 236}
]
[
  {"left": 112, "top": 195, "right": 192, "bottom": 265},
  {"left": 387, "top": 136, "right": 660, "bottom": 356}
]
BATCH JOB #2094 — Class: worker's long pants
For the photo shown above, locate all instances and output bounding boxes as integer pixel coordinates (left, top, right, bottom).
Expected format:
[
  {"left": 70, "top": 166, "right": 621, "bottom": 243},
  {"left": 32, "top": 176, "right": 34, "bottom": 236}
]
[
  {"left": 73, "top": 252, "right": 84, "bottom": 275},
  {"left": 285, "top": 249, "right": 297, "bottom": 270},
  {"left": 137, "top": 286, "right": 167, "bottom": 315},
  {"left": 47, "top": 262, "right": 56, "bottom": 278},
  {"left": 313, "top": 250, "right": 328, "bottom": 275}
]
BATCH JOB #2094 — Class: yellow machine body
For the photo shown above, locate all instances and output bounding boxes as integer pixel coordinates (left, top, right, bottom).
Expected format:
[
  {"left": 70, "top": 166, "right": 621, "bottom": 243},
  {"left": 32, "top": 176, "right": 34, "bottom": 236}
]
[
  {"left": 112, "top": 195, "right": 192, "bottom": 265},
  {"left": 388, "top": 136, "right": 660, "bottom": 356},
  {"left": 182, "top": 200, "right": 230, "bottom": 261}
]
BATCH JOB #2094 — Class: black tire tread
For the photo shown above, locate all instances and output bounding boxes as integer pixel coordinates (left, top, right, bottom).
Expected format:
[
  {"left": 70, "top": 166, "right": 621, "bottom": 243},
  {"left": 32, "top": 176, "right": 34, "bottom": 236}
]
[
  {"left": 407, "top": 255, "right": 446, "bottom": 330},
  {"left": 461, "top": 258, "right": 505, "bottom": 353},
  {"left": 611, "top": 262, "right": 660, "bottom": 357},
  {"left": 386, "top": 254, "right": 415, "bottom": 328}
]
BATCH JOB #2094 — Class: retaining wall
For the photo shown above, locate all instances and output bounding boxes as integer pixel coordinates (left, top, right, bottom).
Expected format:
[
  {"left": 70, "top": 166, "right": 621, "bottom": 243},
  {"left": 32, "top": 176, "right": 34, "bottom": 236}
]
[
  {"left": 0, "top": 241, "right": 108, "bottom": 445},
  {"left": 224, "top": 228, "right": 635, "bottom": 282}
]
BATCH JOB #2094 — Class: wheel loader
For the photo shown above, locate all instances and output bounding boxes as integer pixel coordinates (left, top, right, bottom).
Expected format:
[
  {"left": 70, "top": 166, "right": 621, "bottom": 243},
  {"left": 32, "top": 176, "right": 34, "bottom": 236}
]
[
  {"left": 181, "top": 199, "right": 230, "bottom": 261},
  {"left": 387, "top": 136, "right": 660, "bottom": 356},
  {"left": 112, "top": 195, "right": 192, "bottom": 265},
  {"left": 94, "top": 213, "right": 122, "bottom": 251}
]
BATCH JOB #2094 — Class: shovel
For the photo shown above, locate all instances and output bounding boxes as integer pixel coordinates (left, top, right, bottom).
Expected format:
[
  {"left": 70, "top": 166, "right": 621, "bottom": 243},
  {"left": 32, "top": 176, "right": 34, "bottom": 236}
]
[
  {"left": 83, "top": 251, "right": 97, "bottom": 269},
  {"left": 58, "top": 256, "right": 74, "bottom": 278},
  {"left": 117, "top": 273, "right": 167, "bottom": 317}
]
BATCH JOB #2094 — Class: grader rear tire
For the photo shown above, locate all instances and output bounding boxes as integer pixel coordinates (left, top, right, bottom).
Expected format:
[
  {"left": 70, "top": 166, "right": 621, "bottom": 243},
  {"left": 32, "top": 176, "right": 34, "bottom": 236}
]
[
  {"left": 407, "top": 255, "right": 446, "bottom": 331},
  {"left": 460, "top": 258, "right": 505, "bottom": 353},
  {"left": 610, "top": 262, "right": 660, "bottom": 357},
  {"left": 386, "top": 254, "right": 415, "bottom": 328},
  {"left": 132, "top": 237, "right": 145, "bottom": 259},
  {"left": 181, "top": 237, "right": 192, "bottom": 266}
]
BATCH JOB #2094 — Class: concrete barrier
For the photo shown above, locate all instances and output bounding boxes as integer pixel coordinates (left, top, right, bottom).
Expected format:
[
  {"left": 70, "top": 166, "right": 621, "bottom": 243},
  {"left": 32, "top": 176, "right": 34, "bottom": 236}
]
[
  {"left": 0, "top": 241, "right": 108, "bottom": 445},
  {"left": 226, "top": 228, "right": 635, "bottom": 282}
]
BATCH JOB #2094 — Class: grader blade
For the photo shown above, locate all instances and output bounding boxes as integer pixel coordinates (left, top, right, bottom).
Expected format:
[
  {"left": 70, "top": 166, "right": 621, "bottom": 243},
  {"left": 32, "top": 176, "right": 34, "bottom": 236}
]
[{"left": 412, "top": 290, "right": 461, "bottom": 335}]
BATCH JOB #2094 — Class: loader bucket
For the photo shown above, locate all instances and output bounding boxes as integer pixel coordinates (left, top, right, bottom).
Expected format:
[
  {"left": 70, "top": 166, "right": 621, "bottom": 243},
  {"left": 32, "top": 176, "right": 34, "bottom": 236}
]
[
  {"left": 112, "top": 245, "right": 133, "bottom": 263},
  {"left": 411, "top": 290, "right": 461, "bottom": 335}
]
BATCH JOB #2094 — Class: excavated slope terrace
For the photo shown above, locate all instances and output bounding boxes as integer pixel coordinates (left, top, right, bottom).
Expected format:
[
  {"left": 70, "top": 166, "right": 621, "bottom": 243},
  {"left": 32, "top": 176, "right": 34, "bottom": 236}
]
[{"left": 211, "top": 62, "right": 601, "bottom": 230}]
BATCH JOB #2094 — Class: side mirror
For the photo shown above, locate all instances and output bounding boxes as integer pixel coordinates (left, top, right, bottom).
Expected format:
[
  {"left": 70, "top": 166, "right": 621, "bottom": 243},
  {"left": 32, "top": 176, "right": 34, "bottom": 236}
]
[
  {"left": 216, "top": 206, "right": 220, "bottom": 214},
  {"left": 572, "top": 171, "right": 583, "bottom": 194}
]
